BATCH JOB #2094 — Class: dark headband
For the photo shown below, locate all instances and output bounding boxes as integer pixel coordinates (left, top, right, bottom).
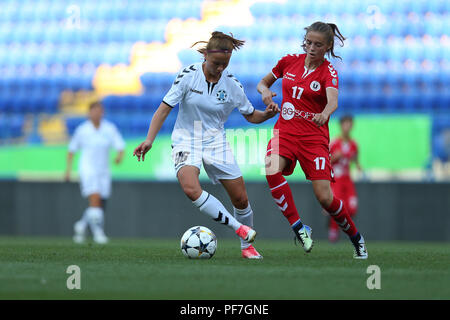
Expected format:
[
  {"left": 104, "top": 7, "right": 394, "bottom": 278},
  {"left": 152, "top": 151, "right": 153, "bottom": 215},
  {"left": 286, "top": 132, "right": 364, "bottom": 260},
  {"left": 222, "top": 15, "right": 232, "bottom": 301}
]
[{"left": 206, "top": 49, "right": 232, "bottom": 53}]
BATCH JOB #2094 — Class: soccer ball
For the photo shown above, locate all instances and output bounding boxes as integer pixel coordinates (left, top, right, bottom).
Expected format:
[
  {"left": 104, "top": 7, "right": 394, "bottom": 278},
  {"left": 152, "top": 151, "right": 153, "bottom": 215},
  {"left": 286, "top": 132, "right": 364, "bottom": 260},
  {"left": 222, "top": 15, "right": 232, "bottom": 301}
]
[{"left": 180, "top": 226, "right": 217, "bottom": 259}]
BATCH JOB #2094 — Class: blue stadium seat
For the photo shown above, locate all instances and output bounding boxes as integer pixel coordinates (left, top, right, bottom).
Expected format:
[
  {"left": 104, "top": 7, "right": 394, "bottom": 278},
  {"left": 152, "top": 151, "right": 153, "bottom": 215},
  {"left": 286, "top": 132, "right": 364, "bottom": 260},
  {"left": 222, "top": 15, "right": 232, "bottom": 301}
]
[
  {"left": 399, "top": 90, "right": 421, "bottom": 113},
  {"left": 341, "top": 0, "right": 363, "bottom": 15},
  {"left": 249, "top": 2, "right": 272, "bottom": 18},
  {"left": 65, "top": 117, "right": 85, "bottom": 136},
  {"left": 427, "top": 0, "right": 447, "bottom": 13},
  {"left": 11, "top": 115, "right": 24, "bottom": 137},
  {"left": 417, "top": 89, "right": 438, "bottom": 113},
  {"left": 102, "top": 95, "right": 121, "bottom": 114}
]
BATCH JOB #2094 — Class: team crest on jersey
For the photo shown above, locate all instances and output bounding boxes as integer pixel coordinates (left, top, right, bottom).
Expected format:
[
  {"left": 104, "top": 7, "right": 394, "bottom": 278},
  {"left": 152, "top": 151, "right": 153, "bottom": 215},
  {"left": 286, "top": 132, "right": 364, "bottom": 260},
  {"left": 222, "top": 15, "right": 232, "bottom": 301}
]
[
  {"left": 310, "top": 81, "right": 321, "bottom": 91},
  {"left": 216, "top": 90, "right": 227, "bottom": 102},
  {"left": 332, "top": 78, "right": 338, "bottom": 86}
]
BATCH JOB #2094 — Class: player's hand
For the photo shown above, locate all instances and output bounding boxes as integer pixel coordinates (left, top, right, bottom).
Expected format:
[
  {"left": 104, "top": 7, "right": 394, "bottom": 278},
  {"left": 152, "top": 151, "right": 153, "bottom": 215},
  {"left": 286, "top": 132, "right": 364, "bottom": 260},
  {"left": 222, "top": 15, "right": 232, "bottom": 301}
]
[
  {"left": 312, "top": 112, "right": 329, "bottom": 127},
  {"left": 264, "top": 103, "right": 279, "bottom": 119},
  {"left": 133, "top": 140, "right": 153, "bottom": 162},
  {"left": 261, "top": 89, "right": 277, "bottom": 106},
  {"left": 114, "top": 154, "right": 123, "bottom": 165}
]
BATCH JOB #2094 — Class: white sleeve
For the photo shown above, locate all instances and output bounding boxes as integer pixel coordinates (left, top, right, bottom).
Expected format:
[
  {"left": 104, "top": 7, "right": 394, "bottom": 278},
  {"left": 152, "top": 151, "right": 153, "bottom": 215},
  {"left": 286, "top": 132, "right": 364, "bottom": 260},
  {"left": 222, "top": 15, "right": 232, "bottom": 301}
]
[
  {"left": 231, "top": 79, "right": 254, "bottom": 115},
  {"left": 68, "top": 127, "right": 82, "bottom": 152},
  {"left": 110, "top": 124, "right": 125, "bottom": 151},
  {"left": 162, "top": 66, "right": 193, "bottom": 108}
]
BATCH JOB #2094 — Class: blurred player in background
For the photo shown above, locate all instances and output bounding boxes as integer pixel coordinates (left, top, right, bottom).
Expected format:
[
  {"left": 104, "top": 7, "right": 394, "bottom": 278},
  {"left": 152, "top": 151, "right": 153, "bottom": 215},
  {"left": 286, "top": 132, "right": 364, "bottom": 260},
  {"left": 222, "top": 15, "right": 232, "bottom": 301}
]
[
  {"left": 133, "top": 31, "right": 279, "bottom": 259},
  {"left": 257, "top": 21, "right": 368, "bottom": 259},
  {"left": 65, "top": 101, "right": 125, "bottom": 244},
  {"left": 328, "top": 115, "right": 361, "bottom": 243}
]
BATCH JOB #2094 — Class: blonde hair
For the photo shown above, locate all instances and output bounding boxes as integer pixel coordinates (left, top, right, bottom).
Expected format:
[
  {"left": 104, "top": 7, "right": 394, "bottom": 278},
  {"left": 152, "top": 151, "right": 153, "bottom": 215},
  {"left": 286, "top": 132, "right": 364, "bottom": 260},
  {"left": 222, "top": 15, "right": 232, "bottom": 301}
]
[{"left": 192, "top": 31, "right": 245, "bottom": 55}]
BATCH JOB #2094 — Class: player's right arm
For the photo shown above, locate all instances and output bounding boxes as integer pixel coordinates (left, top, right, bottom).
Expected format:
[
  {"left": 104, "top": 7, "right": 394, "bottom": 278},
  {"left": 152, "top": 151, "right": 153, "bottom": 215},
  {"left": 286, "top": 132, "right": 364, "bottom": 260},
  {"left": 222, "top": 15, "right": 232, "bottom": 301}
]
[
  {"left": 65, "top": 126, "right": 81, "bottom": 181},
  {"left": 133, "top": 102, "right": 172, "bottom": 162},
  {"left": 134, "top": 65, "right": 193, "bottom": 161},
  {"left": 257, "top": 73, "right": 278, "bottom": 109}
]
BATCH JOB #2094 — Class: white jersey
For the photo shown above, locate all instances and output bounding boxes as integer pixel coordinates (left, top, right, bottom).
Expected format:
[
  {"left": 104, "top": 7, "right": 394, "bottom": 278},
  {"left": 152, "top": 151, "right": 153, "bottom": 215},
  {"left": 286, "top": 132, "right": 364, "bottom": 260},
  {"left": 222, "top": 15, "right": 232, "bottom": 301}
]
[
  {"left": 68, "top": 119, "right": 125, "bottom": 175},
  {"left": 163, "top": 62, "right": 254, "bottom": 147}
]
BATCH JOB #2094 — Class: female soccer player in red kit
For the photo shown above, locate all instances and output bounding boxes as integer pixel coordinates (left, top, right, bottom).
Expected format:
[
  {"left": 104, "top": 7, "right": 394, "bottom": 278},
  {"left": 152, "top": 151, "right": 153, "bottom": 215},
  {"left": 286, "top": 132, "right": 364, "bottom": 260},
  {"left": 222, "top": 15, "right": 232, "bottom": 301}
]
[
  {"left": 257, "top": 21, "right": 368, "bottom": 259},
  {"left": 329, "top": 115, "right": 362, "bottom": 243}
]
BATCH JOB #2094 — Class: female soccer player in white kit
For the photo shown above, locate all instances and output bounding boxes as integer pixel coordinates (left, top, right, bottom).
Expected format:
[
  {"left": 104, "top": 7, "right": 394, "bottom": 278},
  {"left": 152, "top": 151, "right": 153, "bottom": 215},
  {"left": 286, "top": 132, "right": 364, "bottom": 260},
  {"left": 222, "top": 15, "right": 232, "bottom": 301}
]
[
  {"left": 65, "top": 101, "right": 125, "bottom": 244},
  {"left": 133, "top": 32, "right": 279, "bottom": 259}
]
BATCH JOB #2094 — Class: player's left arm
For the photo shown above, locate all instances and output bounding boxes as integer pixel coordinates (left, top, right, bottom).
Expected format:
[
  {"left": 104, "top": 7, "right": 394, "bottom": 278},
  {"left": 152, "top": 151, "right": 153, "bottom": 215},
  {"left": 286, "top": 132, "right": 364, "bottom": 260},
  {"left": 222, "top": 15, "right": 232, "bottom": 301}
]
[
  {"left": 244, "top": 104, "right": 280, "bottom": 123},
  {"left": 352, "top": 144, "right": 362, "bottom": 171},
  {"left": 111, "top": 124, "right": 125, "bottom": 164},
  {"left": 312, "top": 87, "right": 338, "bottom": 127}
]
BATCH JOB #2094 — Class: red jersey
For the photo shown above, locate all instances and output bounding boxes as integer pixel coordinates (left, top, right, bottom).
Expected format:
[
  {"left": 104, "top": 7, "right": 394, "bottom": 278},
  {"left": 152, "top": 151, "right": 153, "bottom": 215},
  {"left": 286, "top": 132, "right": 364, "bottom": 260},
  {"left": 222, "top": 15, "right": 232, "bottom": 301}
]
[
  {"left": 330, "top": 137, "right": 358, "bottom": 179},
  {"left": 271, "top": 53, "right": 339, "bottom": 144}
]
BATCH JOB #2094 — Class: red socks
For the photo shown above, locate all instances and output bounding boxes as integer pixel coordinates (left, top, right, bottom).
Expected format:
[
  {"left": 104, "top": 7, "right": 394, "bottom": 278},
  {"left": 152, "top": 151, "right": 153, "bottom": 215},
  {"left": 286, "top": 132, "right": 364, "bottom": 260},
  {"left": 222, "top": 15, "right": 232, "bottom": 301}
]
[
  {"left": 325, "top": 197, "right": 358, "bottom": 237},
  {"left": 266, "top": 173, "right": 301, "bottom": 226},
  {"left": 267, "top": 172, "right": 358, "bottom": 239}
]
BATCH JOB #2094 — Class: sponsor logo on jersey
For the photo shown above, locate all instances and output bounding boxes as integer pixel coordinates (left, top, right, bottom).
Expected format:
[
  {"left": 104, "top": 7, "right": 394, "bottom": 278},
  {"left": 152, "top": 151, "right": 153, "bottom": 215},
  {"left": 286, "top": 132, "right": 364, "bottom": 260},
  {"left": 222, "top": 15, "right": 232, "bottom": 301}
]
[
  {"left": 283, "top": 72, "right": 297, "bottom": 81},
  {"left": 281, "top": 102, "right": 295, "bottom": 120},
  {"left": 216, "top": 90, "right": 228, "bottom": 102},
  {"left": 190, "top": 88, "right": 203, "bottom": 95},
  {"left": 281, "top": 102, "right": 317, "bottom": 121},
  {"left": 310, "top": 81, "right": 321, "bottom": 91}
]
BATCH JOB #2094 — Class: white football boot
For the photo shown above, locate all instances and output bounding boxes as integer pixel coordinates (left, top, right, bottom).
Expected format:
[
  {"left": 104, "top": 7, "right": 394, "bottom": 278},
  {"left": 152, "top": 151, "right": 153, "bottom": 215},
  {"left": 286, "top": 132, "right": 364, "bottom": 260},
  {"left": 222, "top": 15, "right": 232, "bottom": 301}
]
[
  {"left": 93, "top": 229, "right": 109, "bottom": 244},
  {"left": 73, "top": 221, "right": 86, "bottom": 244},
  {"left": 352, "top": 234, "right": 368, "bottom": 259},
  {"left": 295, "top": 225, "right": 314, "bottom": 253}
]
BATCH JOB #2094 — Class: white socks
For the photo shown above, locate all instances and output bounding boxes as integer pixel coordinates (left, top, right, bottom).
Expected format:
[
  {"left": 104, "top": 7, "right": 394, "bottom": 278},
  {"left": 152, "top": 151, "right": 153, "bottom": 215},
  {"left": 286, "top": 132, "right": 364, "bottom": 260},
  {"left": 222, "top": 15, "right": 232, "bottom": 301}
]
[
  {"left": 234, "top": 204, "right": 254, "bottom": 249},
  {"left": 192, "top": 191, "right": 241, "bottom": 231},
  {"left": 85, "top": 207, "right": 105, "bottom": 236}
]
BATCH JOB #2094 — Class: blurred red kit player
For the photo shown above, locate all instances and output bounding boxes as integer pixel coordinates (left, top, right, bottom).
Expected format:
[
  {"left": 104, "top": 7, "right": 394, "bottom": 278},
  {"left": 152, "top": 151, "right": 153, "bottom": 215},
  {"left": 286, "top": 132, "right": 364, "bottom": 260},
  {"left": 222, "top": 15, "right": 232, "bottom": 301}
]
[{"left": 329, "top": 115, "right": 362, "bottom": 242}]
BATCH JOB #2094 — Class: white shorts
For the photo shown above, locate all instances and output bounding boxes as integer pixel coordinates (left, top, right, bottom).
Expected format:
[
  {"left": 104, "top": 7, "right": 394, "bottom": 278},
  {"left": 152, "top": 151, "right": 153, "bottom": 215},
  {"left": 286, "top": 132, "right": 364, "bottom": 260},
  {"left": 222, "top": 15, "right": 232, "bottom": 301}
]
[
  {"left": 172, "top": 142, "right": 242, "bottom": 184},
  {"left": 79, "top": 172, "right": 112, "bottom": 199}
]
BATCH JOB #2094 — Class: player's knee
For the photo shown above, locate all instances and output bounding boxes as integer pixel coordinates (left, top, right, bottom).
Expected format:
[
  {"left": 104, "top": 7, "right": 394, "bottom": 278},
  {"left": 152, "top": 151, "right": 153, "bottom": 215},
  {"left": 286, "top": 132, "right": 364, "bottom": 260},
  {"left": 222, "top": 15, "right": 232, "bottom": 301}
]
[
  {"left": 265, "top": 158, "right": 280, "bottom": 176},
  {"left": 315, "top": 191, "right": 333, "bottom": 208},
  {"left": 182, "top": 184, "right": 202, "bottom": 201}
]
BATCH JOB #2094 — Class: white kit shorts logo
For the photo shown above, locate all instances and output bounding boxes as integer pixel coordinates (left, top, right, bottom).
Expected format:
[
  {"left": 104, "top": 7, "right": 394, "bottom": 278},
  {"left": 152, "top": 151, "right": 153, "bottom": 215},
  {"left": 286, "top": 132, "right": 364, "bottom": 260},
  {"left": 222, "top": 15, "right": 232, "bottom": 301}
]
[
  {"left": 281, "top": 102, "right": 295, "bottom": 120},
  {"left": 310, "top": 81, "right": 321, "bottom": 91}
]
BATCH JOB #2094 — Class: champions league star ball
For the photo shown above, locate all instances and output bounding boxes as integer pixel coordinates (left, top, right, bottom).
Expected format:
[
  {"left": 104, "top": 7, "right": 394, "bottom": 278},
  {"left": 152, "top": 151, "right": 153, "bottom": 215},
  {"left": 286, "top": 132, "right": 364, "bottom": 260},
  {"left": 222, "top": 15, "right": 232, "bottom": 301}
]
[{"left": 180, "top": 226, "right": 217, "bottom": 259}]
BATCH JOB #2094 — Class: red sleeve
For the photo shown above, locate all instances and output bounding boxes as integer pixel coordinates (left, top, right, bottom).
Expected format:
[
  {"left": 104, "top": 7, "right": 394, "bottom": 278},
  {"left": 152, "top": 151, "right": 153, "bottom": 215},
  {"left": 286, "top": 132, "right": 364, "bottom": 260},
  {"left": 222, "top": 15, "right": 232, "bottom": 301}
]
[
  {"left": 271, "top": 55, "right": 289, "bottom": 79},
  {"left": 324, "top": 63, "right": 339, "bottom": 90}
]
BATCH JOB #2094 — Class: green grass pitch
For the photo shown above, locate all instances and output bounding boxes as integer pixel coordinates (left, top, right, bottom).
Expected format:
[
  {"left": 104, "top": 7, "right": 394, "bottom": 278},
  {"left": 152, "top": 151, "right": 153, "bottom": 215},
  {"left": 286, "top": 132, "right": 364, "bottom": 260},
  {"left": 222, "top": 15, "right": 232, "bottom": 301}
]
[{"left": 0, "top": 237, "right": 448, "bottom": 300}]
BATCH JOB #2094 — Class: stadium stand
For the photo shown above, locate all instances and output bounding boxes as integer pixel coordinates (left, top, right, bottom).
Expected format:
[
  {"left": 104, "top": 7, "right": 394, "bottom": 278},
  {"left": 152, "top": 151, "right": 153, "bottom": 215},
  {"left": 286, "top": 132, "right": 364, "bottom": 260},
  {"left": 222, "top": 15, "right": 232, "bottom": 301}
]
[{"left": 0, "top": 0, "right": 448, "bottom": 164}]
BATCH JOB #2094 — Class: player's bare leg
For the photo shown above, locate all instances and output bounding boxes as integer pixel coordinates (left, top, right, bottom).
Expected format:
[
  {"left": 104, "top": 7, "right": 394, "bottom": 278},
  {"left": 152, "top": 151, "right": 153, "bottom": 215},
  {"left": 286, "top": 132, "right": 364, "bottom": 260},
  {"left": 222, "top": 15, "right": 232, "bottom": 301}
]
[
  {"left": 178, "top": 166, "right": 254, "bottom": 243},
  {"left": 312, "top": 180, "right": 367, "bottom": 259},
  {"left": 220, "top": 177, "right": 262, "bottom": 259}
]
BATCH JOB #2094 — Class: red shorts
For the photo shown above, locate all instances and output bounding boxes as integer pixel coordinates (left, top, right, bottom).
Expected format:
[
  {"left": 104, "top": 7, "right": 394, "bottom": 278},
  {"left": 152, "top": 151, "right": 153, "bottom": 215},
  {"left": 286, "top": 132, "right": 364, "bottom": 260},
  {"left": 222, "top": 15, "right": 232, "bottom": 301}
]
[
  {"left": 266, "top": 134, "right": 335, "bottom": 182},
  {"left": 331, "top": 176, "right": 358, "bottom": 215}
]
